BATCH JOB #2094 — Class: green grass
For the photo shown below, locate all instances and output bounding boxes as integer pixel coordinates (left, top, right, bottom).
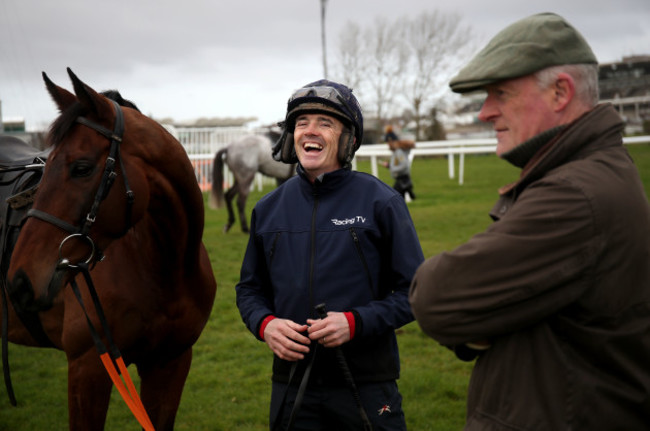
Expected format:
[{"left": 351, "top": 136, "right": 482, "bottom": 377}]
[{"left": 1, "top": 145, "right": 649, "bottom": 430}]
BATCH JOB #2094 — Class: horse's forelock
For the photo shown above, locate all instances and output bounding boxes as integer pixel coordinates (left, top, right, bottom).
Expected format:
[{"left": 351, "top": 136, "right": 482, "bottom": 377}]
[{"left": 47, "top": 102, "right": 88, "bottom": 147}]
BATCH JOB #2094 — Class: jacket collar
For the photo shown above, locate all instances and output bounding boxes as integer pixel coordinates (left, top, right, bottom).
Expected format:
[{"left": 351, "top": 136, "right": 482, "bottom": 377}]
[
  {"left": 297, "top": 164, "right": 353, "bottom": 194},
  {"left": 498, "top": 104, "right": 625, "bottom": 196}
]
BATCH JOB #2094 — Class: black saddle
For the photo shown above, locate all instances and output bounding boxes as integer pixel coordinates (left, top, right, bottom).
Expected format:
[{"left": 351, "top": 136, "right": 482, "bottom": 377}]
[
  {"left": 0, "top": 135, "right": 50, "bottom": 168},
  {"left": 0, "top": 136, "right": 53, "bottom": 346}
]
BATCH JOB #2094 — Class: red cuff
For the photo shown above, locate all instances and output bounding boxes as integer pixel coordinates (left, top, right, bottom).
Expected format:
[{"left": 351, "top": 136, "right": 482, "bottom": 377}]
[
  {"left": 259, "top": 315, "right": 276, "bottom": 340},
  {"left": 344, "top": 312, "right": 356, "bottom": 340}
]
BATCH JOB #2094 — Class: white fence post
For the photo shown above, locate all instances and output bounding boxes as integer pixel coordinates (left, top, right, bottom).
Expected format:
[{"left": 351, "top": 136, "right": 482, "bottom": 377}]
[
  {"left": 458, "top": 153, "right": 465, "bottom": 186},
  {"left": 448, "top": 153, "right": 455, "bottom": 180},
  {"left": 370, "top": 155, "right": 379, "bottom": 178}
]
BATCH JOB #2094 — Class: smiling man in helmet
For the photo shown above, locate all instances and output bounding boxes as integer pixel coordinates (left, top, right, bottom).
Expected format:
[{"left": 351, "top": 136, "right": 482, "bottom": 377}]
[{"left": 236, "top": 79, "right": 424, "bottom": 430}]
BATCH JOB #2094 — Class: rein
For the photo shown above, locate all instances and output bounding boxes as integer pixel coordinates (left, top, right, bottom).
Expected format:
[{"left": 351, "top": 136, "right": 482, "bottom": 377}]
[
  {"left": 70, "top": 263, "right": 154, "bottom": 431},
  {"left": 25, "top": 100, "right": 153, "bottom": 430}
]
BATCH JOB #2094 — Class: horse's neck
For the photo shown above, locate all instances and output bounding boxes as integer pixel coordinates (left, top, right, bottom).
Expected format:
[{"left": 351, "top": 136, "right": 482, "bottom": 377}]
[
  {"left": 142, "top": 150, "right": 205, "bottom": 259},
  {"left": 139, "top": 197, "right": 204, "bottom": 272}
]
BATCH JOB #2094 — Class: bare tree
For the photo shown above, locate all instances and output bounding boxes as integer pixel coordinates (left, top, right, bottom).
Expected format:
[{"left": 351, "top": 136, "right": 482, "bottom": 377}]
[
  {"left": 401, "top": 11, "right": 472, "bottom": 140},
  {"left": 364, "top": 17, "right": 409, "bottom": 124},
  {"left": 336, "top": 21, "right": 365, "bottom": 95},
  {"left": 335, "top": 17, "right": 408, "bottom": 125},
  {"left": 334, "top": 10, "right": 474, "bottom": 140}
]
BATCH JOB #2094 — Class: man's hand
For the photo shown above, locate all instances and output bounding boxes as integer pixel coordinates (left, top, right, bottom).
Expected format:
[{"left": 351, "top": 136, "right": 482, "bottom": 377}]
[
  {"left": 263, "top": 318, "right": 311, "bottom": 361},
  {"left": 307, "top": 311, "right": 350, "bottom": 348}
]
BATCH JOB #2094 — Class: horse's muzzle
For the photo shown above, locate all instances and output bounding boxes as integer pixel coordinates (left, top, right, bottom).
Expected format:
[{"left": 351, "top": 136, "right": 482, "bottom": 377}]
[{"left": 8, "top": 267, "right": 67, "bottom": 312}]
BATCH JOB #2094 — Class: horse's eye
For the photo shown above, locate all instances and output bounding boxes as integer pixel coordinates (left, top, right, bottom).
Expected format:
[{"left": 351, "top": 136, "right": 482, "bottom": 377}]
[{"left": 70, "top": 161, "right": 95, "bottom": 178}]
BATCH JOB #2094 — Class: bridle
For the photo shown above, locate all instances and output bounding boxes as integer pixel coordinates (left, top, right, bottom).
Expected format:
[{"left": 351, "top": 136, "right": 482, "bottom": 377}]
[{"left": 26, "top": 99, "right": 135, "bottom": 269}]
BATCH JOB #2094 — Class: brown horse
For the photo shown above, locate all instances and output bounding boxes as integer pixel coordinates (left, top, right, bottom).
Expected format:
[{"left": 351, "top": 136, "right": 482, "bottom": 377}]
[
  {"left": 209, "top": 134, "right": 295, "bottom": 233},
  {"left": 3, "top": 68, "right": 216, "bottom": 431}
]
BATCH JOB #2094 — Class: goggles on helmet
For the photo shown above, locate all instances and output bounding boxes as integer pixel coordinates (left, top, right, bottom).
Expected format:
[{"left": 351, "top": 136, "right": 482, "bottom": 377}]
[{"left": 288, "top": 85, "right": 361, "bottom": 125}]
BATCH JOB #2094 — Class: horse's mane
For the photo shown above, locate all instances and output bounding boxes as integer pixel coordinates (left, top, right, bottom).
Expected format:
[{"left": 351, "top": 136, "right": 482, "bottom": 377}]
[
  {"left": 48, "top": 90, "right": 140, "bottom": 147},
  {"left": 101, "top": 90, "right": 140, "bottom": 112}
]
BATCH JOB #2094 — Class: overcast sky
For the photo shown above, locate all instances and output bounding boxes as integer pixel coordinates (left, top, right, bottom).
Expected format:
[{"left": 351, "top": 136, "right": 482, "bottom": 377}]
[{"left": 1, "top": 0, "right": 649, "bottom": 131}]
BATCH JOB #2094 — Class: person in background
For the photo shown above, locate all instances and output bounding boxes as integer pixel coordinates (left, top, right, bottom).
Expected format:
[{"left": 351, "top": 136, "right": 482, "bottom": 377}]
[
  {"left": 384, "top": 125, "right": 399, "bottom": 143},
  {"left": 236, "top": 79, "right": 424, "bottom": 430},
  {"left": 409, "top": 12, "right": 650, "bottom": 430},
  {"left": 382, "top": 126, "right": 416, "bottom": 200}
]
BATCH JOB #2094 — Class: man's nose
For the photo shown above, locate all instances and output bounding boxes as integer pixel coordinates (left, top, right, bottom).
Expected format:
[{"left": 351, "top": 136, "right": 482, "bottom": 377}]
[
  {"left": 303, "top": 120, "right": 320, "bottom": 135},
  {"left": 478, "top": 97, "right": 497, "bottom": 123}
]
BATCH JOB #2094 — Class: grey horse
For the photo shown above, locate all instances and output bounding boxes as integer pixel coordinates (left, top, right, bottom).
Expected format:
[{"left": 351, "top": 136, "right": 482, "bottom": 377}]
[{"left": 210, "top": 134, "right": 295, "bottom": 233}]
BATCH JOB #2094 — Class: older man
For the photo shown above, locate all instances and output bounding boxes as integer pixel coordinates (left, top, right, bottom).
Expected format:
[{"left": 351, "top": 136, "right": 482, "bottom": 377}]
[{"left": 409, "top": 13, "right": 650, "bottom": 430}]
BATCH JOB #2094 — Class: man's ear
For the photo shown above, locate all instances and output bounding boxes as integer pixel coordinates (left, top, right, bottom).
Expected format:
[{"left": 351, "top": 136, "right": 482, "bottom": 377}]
[
  {"left": 337, "top": 129, "right": 355, "bottom": 166},
  {"left": 553, "top": 72, "right": 575, "bottom": 112}
]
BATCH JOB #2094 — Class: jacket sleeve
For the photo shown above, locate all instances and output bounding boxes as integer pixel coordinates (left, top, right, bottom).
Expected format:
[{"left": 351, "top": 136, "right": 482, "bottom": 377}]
[
  {"left": 235, "top": 208, "right": 275, "bottom": 340},
  {"left": 353, "top": 194, "right": 424, "bottom": 336},
  {"left": 409, "top": 178, "right": 601, "bottom": 346}
]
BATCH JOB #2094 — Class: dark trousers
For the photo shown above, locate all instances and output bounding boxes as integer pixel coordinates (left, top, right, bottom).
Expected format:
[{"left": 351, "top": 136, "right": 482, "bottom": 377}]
[
  {"left": 393, "top": 175, "right": 415, "bottom": 200},
  {"left": 270, "top": 380, "right": 407, "bottom": 431}
]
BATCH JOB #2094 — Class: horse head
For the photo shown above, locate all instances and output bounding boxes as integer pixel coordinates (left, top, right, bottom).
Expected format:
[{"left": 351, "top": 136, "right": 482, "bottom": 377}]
[{"left": 7, "top": 68, "right": 152, "bottom": 312}]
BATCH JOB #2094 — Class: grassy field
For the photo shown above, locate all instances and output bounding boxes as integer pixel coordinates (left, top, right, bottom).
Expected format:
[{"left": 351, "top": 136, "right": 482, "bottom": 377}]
[{"left": 1, "top": 144, "right": 649, "bottom": 430}]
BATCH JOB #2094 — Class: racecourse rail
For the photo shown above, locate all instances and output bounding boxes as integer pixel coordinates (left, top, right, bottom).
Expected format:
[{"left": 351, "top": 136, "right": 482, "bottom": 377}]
[
  {"left": 353, "top": 135, "right": 650, "bottom": 185},
  {"left": 169, "top": 125, "right": 650, "bottom": 191}
]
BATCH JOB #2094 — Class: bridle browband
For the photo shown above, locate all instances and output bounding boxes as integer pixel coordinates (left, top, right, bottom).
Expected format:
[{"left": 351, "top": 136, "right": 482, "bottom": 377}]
[{"left": 27, "top": 99, "right": 135, "bottom": 269}]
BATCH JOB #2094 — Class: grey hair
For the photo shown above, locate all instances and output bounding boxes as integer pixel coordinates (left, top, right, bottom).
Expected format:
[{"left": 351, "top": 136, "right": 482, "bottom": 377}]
[{"left": 534, "top": 64, "right": 599, "bottom": 107}]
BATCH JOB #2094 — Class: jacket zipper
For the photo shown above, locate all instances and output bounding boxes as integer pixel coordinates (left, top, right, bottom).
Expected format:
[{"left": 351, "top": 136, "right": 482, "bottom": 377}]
[
  {"left": 308, "top": 195, "right": 320, "bottom": 316},
  {"left": 268, "top": 232, "right": 281, "bottom": 265},
  {"left": 349, "top": 228, "right": 376, "bottom": 299}
]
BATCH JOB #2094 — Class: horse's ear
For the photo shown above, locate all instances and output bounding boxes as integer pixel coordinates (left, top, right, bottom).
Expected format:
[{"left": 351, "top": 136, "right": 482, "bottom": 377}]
[
  {"left": 42, "top": 71, "right": 78, "bottom": 113},
  {"left": 66, "top": 67, "right": 113, "bottom": 120}
]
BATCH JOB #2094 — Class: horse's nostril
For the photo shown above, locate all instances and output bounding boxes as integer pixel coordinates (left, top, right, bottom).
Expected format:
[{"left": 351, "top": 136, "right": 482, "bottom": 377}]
[
  {"left": 8, "top": 268, "right": 59, "bottom": 312},
  {"left": 7, "top": 269, "right": 36, "bottom": 313}
]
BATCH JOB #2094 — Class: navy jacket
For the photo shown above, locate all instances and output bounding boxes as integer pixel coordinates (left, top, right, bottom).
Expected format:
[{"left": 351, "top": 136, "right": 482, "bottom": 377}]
[{"left": 236, "top": 167, "right": 423, "bottom": 384}]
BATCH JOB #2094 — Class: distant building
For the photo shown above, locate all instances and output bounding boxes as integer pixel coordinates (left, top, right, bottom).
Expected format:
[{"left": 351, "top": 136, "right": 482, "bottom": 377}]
[
  {"left": 445, "top": 55, "right": 650, "bottom": 137},
  {"left": 1, "top": 101, "right": 47, "bottom": 149},
  {"left": 156, "top": 116, "right": 258, "bottom": 128},
  {"left": 599, "top": 55, "right": 650, "bottom": 99},
  {"left": 599, "top": 56, "right": 650, "bottom": 133},
  {"left": 2, "top": 116, "right": 26, "bottom": 133}
]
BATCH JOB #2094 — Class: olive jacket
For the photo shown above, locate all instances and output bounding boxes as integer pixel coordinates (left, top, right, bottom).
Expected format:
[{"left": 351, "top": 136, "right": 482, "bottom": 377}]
[{"left": 409, "top": 104, "right": 650, "bottom": 430}]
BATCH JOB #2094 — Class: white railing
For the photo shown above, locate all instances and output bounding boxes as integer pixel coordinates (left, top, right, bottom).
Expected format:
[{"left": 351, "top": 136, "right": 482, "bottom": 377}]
[
  {"left": 353, "top": 136, "right": 650, "bottom": 185},
  {"left": 188, "top": 152, "right": 274, "bottom": 193},
  {"left": 167, "top": 125, "right": 254, "bottom": 155},
  {"left": 181, "top": 133, "right": 650, "bottom": 190},
  {"left": 353, "top": 139, "right": 495, "bottom": 185},
  {"left": 167, "top": 125, "right": 271, "bottom": 192}
]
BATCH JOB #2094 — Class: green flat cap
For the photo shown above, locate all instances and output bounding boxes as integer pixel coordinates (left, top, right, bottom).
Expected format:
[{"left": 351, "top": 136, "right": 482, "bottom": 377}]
[{"left": 449, "top": 12, "right": 597, "bottom": 93}]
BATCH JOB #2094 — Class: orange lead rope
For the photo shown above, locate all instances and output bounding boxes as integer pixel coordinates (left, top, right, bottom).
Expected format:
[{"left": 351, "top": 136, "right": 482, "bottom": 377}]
[
  {"left": 100, "top": 354, "right": 154, "bottom": 431},
  {"left": 70, "top": 264, "right": 155, "bottom": 431}
]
